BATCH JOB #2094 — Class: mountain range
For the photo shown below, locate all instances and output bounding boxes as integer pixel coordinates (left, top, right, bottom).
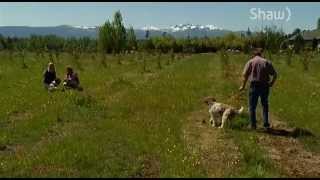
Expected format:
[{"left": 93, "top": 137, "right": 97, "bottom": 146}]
[{"left": 0, "top": 24, "right": 246, "bottom": 39}]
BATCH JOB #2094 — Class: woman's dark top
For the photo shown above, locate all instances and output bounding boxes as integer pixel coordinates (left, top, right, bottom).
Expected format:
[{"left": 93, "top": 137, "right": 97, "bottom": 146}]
[
  {"left": 43, "top": 70, "right": 56, "bottom": 84},
  {"left": 66, "top": 73, "right": 80, "bottom": 84}
]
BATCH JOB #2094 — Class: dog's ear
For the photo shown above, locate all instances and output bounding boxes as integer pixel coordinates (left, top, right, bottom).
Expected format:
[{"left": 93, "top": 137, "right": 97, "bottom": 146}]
[
  {"left": 203, "top": 96, "right": 216, "bottom": 105},
  {"left": 203, "top": 99, "right": 209, "bottom": 105}
]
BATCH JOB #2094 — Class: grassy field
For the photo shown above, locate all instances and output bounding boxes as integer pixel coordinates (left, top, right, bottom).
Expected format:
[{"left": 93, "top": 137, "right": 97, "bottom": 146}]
[{"left": 0, "top": 51, "right": 319, "bottom": 177}]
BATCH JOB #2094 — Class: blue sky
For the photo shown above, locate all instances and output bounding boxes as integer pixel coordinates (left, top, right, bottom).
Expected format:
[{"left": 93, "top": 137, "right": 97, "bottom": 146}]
[{"left": 0, "top": 2, "right": 320, "bottom": 33}]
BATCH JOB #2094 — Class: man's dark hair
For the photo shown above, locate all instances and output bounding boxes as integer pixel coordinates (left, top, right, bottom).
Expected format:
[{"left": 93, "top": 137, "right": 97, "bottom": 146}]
[{"left": 253, "top": 48, "right": 264, "bottom": 56}]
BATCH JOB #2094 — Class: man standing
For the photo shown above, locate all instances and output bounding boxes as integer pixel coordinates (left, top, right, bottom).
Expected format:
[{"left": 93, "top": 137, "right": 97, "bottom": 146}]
[{"left": 239, "top": 48, "right": 277, "bottom": 130}]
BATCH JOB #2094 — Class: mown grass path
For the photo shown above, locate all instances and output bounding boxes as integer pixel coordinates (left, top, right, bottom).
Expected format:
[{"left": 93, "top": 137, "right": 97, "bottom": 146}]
[
  {"left": 182, "top": 53, "right": 320, "bottom": 177},
  {"left": 255, "top": 114, "right": 320, "bottom": 177}
]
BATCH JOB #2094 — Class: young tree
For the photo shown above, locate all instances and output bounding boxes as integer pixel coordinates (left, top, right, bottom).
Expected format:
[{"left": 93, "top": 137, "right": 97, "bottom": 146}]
[
  {"left": 292, "top": 28, "right": 301, "bottom": 37},
  {"left": 0, "top": 34, "right": 6, "bottom": 50},
  {"left": 152, "top": 37, "right": 166, "bottom": 69},
  {"left": 312, "top": 38, "right": 318, "bottom": 51},
  {"left": 6, "top": 37, "right": 15, "bottom": 60},
  {"left": 98, "top": 20, "right": 114, "bottom": 67},
  {"left": 219, "top": 48, "right": 230, "bottom": 78},
  {"left": 139, "top": 30, "right": 153, "bottom": 72},
  {"left": 145, "top": 30, "right": 150, "bottom": 39},
  {"left": 264, "top": 26, "right": 285, "bottom": 54},
  {"left": 112, "top": 10, "right": 127, "bottom": 64},
  {"left": 246, "top": 27, "right": 252, "bottom": 37},
  {"left": 317, "top": 17, "right": 320, "bottom": 30},
  {"left": 29, "top": 35, "right": 42, "bottom": 59},
  {"left": 98, "top": 21, "right": 114, "bottom": 54},
  {"left": 16, "top": 38, "right": 28, "bottom": 68},
  {"left": 301, "top": 49, "right": 311, "bottom": 71},
  {"left": 286, "top": 48, "right": 293, "bottom": 66},
  {"left": 126, "top": 26, "right": 137, "bottom": 52},
  {"left": 294, "top": 33, "right": 305, "bottom": 54}
]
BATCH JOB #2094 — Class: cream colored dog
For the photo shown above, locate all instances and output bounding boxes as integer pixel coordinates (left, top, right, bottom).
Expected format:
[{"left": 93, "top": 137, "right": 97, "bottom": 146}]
[{"left": 203, "top": 96, "right": 244, "bottom": 128}]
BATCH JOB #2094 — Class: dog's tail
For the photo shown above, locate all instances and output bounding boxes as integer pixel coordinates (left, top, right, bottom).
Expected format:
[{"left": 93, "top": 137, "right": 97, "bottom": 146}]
[{"left": 237, "top": 106, "right": 244, "bottom": 114}]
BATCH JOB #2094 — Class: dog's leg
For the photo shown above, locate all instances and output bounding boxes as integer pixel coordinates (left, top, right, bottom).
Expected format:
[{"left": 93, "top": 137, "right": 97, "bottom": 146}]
[
  {"left": 209, "top": 112, "right": 217, "bottom": 128},
  {"left": 220, "top": 109, "right": 231, "bottom": 129}
]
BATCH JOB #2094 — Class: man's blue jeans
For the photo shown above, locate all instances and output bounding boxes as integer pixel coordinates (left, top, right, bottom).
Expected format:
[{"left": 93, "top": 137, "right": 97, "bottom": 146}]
[{"left": 249, "top": 82, "right": 270, "bottom": 128}]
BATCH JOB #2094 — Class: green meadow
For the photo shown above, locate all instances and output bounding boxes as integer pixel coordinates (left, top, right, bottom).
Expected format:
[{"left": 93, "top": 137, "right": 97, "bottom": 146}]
[{"left": 0, "top": 51, "right": 319, "bottom": 177}]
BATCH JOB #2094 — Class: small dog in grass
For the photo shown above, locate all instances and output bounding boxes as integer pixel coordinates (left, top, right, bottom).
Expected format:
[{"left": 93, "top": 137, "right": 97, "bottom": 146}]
[{"left": 203, "top": 96, "right": 244, "bottom": 128}]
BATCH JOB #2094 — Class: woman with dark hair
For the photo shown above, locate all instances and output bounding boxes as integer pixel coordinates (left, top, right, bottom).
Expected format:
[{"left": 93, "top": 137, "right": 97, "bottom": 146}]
[{"left": 63, "top": 66, "right": 81, "bottom": 90}]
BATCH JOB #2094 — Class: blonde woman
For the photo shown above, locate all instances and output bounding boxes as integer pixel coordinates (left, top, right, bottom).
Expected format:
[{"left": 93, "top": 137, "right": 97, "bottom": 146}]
[{"left": 43, "top": 62, "right": 61, "bottom": 91}]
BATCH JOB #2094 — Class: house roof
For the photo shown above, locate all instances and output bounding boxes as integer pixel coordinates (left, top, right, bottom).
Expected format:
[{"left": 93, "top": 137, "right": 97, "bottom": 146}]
[{"left": 289, "top": 30, "right": 320, "bottom": 41}]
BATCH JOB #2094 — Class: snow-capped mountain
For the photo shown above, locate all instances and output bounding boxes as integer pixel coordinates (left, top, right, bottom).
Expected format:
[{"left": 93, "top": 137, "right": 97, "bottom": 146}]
[
  {"left": 141, "top": 26, "right": 161, "bottom": 31},
  {"left": 136, "top": 23, "right": 239, "bottom": 39},
  {"left": 167, "top": 24, "right": 223, "bottom": 32},
  {"left": 73, "top": 25, "right": 97, "bottom": 30},
  {"left": 141, "top": 24, "right": 223, "bottom": 32},
  {"left": 0, "top": 24, "right": 245, "bottom": 39}
]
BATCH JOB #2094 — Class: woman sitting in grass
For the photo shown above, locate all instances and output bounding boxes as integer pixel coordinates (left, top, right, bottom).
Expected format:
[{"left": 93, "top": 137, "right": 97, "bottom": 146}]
[
  {"left": 43, "top": 62, "right": 61, "bottom": 91},
  {"left": 63, "top": 66, "right": 82, "bottom": 90}
]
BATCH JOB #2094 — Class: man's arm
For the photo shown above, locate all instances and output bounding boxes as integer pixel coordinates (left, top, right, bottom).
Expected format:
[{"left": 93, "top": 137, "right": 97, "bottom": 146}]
[
  {"left": 268, "top": 62, "right": 277, "bottom": 87},
  {"left": 239, "top": 62, "right": 250, "bottom": 91},
  {"left": 239, "top": 74, "right": 248, "bottom": 91},
  {"left": 269, "top": 71, "right": 277, "bottom": 87}
]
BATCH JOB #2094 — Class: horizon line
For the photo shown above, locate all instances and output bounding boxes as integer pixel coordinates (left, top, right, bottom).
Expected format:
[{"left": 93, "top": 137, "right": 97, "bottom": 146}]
[{"left": 0, "top": 24, "right": 317, "bottom": 34}]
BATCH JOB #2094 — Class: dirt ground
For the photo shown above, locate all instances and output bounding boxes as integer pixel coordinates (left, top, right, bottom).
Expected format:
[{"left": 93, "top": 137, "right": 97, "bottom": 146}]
[
  {"left": 183, "top": 109, "right": 242, "bottom": 177},
  {"left": 257, "top": 114, "right": 320, "bottom": 178},
  {"left": 183, "top": 108, "right": 320, "bottom": 178}
]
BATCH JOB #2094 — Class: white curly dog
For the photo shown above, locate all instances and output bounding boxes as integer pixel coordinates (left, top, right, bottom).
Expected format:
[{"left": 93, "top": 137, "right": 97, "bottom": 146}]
[{"left": 203, "top": 96, "right": 244, "bottom": 128}]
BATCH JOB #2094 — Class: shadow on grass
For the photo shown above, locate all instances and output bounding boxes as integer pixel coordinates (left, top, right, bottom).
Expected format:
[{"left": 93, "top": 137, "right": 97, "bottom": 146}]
[
  {"left": 255, "top": 127, "right": 315, "bottom": 138},
  {"left": 230, "top": 114, "right": 315, "bottom": 138}
]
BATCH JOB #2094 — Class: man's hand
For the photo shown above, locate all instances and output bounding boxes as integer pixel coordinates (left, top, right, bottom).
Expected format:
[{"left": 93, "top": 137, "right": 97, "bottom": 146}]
[
  {"left": 239, "top": 75, "right": 248, "bottom": 91},
  {"left": 268, "top": 74, "right": 277, "bottom": 87},
  {"left": 239, "top": 85, "right": 245, "bottom": 91}
]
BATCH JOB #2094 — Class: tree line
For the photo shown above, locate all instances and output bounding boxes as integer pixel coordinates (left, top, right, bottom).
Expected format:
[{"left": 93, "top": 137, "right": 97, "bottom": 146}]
[{"left": 0, "top": 11, "right": 318, "bottom": 58}]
